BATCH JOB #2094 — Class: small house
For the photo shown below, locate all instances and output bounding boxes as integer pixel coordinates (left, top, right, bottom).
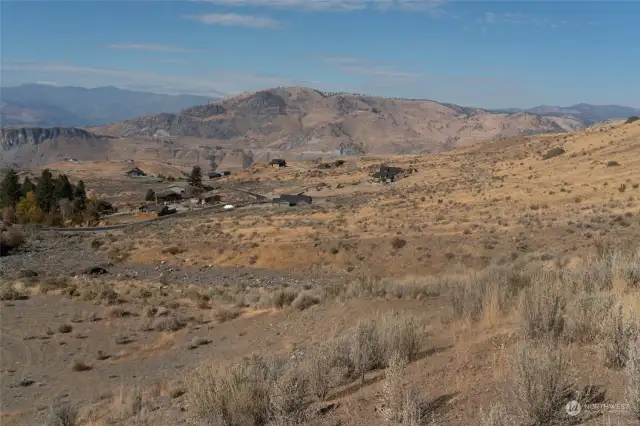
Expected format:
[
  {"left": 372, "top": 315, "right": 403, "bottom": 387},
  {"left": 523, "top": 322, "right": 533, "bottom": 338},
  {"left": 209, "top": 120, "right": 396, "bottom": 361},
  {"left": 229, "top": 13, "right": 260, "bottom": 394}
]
[
  {"left": 273, "top": 194, "right": 312, "bottom": 206},
  {"left": 166, "top": 186, "right": 186, "bottom": 195},
  {"left": 126, "top": 167, "right": 146, "bottom": 177},
  {"left": 374, "top": 166, "right": 404, "bottom": 182},
  {"left": 136, "top": 204, "right": 175, "bottom": 218},
  {"left": 269, "top": 159, "right": 287, "bottom": 168},
  {"left": 155, "top": 191, "right": 183, "bottom": 204},
  {"left": 183, "top": 185, "right": 205, "bottom": 199}
]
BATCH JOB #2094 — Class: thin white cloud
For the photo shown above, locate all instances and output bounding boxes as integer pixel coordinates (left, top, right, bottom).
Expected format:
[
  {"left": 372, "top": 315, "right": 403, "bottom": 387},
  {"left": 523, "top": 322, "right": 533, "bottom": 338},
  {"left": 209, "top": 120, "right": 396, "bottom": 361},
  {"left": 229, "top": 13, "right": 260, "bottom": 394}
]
[
  {"left": 0, "top": 61, "right": 304, "bottom": 97},
  {"left": 193, "top": 0, "right": 448, "bottom": 13},
  {"left": 307, "top": 54, "right": 418, "bottom": 81},
  {"left": 182, "top": 13, "right": 282, "bottom": 28},
  {"left": 477, "top": 11, "right": 569, "bottom": 30},
  {"left": 107, "top": 43, "right": 215, "bottom": 54}
]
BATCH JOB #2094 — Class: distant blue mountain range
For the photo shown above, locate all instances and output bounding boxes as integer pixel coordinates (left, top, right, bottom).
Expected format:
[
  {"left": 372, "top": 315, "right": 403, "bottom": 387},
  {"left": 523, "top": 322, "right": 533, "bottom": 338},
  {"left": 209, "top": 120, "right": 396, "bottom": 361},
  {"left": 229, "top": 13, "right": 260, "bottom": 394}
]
[
  {"left": 2, "top": 83, "right": 638, "bottom": 128},
  {"left": 488, "top": 103, "right": 640, "bottom": 126},
  {"left": 0, "top": 84, "right": 214, "bottom": 127}
]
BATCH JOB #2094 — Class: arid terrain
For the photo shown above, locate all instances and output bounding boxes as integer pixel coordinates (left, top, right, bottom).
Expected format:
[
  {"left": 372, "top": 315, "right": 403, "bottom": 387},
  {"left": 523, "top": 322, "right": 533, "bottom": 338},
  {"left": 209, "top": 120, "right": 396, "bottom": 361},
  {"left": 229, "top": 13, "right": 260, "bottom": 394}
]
[
  {"left": 2, "top": 118, "right": 640, "bottom": 426},
  {"left": 1, "top": 87, "right": 588, "bottom": 169}
]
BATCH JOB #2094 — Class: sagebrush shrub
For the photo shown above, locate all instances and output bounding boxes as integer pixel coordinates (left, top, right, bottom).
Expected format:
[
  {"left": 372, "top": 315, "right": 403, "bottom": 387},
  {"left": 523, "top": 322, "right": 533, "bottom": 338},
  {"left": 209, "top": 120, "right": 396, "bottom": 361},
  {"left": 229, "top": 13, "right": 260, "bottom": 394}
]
[{"left": 512, "top": 339, "right": 571, "bottom": 425}]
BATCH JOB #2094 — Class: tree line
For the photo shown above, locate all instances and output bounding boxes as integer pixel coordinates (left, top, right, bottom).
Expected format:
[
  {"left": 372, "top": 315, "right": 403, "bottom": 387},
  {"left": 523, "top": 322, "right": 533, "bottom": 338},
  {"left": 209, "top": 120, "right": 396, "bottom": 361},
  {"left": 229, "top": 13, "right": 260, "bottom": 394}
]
[{"left": 0, "top": 168, "right": 111, "bottom": 227}]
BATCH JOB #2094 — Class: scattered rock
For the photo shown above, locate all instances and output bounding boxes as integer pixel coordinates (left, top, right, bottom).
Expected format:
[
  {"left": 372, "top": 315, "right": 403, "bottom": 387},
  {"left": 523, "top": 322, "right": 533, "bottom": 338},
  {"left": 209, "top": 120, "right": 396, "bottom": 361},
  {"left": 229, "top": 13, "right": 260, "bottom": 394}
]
[
  {"left": 542, "top": 147, "right": 566, "bottom": 159},
  {"left": 18, "top": 378, "right": 35, "bottom": 387}
]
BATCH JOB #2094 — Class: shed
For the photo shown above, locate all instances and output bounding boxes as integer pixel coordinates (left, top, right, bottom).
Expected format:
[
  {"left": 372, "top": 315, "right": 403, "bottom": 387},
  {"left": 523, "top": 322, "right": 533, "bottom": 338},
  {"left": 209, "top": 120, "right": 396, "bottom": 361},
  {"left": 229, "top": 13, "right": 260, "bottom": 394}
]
[
  {"left": 273, "top": 194, "right": 312, "bottom": 206},
  {"left": 269, "top": 159, "right": 287, "bottom": 168},
  {"left": 126, "top": 167, "right": 146, "bottom": 177}
]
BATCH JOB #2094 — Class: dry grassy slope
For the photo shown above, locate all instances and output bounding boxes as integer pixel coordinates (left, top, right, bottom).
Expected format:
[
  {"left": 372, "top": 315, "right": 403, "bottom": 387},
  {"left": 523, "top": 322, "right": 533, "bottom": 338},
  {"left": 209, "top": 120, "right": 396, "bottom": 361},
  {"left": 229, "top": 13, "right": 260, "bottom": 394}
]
[
  {"left": 94, "top": 87, "right": 583, "bottom": 155},
  {"left": 122, "top": 120, "right": 640, "bottom": 277}
]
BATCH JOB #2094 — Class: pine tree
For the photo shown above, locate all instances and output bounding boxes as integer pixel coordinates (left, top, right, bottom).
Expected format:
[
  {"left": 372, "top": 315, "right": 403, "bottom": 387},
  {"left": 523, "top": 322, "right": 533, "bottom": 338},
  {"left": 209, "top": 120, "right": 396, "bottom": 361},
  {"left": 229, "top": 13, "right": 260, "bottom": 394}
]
[
  {"left": 35, "top": 169, "right": 55, "bottom": 213},
  {"left": 73, "top": 180, "right": 87, "bottom": 212},
  {"left": 21, "top": 176, "right": 35, "bottom": 197},
  {"left": 53, "top": 174, "right": 74, "bottom": 204},
  {"left": 188, "top": 166, "right": 203, "bottom": 188},
  {"left": 0, "top": 168, "right": 21, "bottom": 208}
]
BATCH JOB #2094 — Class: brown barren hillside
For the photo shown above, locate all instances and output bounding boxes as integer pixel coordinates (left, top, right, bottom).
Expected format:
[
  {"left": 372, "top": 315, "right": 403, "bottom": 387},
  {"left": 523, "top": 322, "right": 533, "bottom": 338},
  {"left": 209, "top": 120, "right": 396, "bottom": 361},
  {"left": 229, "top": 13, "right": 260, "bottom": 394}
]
[
  {"left": 95, "top": 86, "right": 583, "bottom": 155},
  {"left": 1, "top": 87, "right": 585, "bottom": 169}
]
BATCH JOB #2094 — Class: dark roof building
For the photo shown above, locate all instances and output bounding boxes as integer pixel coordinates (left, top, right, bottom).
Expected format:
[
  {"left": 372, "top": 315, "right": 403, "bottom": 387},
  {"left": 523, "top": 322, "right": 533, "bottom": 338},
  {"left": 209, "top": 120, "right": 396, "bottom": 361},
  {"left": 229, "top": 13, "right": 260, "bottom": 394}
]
[
  {"left": 137, "top": 204, "right": 175, "bottom": 216},
  {"left": 126, "top": 167, "right": 146, "bottom": 177},
  {"left": 273, "top": 194, "right": 312, "bottom": 206},
  {"left": 155, "top": 191, "right": 183, "bottom": 204},
  {"left": 269, "top": 159, "right": 287, "bottom": 167}
]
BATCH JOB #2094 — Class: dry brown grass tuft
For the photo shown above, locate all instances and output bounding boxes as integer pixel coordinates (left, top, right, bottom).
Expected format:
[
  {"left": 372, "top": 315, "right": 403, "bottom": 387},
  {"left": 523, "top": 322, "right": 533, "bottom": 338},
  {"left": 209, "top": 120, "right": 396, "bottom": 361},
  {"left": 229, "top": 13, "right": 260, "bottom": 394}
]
[
  {"left": 268, "top": 289, "right": 298, "bottom": 309},
  {"left": 161, "top": 245, "right": 185, "bottom": 255},
  {"left": 113, "top": 385, "right": 143, "bottom": 420},
  {"left": 47, "top": 395, "right": 78, "bottom": 426},
  {"left": 519, "top": 279, "right": 566, "bottom": 340},
  {"left": 303, "top": 343, "right": 338, "bottom": 401},
  {"left": 478, "top": 403, "right": 515, "bottom": 426},
  {"left": 214, "top": 306, "right": 241, "bottom": 323},
  {"left": 511, "top": 338, "right": 572, "bottom": 425},
  {"left": 626, "top": 334, "right": 640, "bottom": 421},
  {"left": 382, "top": 352, "right": 409, "bottom": 423},
  {"left": 187, "top": 356, "right": 291, "bottom": 425},
  {"left": 0, "top": 227, "right": 25, "bottom": 256},
  {"left": 0, "top": 282, "right": 29, "bottom": 300},
  {"left": 153, "top": 315, "right": 185, "bottom": 332},
  {"left": 290, "top": 290, "right": 321, "bottom": 311},
  {"left": 603, "top": 305, "right": 637, "bottom": 369}
]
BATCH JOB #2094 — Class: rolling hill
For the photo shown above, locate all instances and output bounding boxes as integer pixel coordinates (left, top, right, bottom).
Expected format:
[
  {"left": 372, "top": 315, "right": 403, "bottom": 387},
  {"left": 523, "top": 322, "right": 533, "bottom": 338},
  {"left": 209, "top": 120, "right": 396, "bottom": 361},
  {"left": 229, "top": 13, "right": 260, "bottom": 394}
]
[
  {"left": 93, "top": 86, "right": 584, "bottom": 156},
  {"left": 2, "top": 87, "right": 602, "bottom": 168}
]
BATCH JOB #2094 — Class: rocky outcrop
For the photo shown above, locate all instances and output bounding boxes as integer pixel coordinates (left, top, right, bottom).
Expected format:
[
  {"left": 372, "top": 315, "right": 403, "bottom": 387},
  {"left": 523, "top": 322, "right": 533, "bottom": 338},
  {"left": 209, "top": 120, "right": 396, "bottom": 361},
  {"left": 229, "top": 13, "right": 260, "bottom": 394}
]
[
  {"left": 0, "top": 127, "right": 111, "bottom": 151},
  {"left": 0, "top": 127, "right": 115, "bottom": 168}
]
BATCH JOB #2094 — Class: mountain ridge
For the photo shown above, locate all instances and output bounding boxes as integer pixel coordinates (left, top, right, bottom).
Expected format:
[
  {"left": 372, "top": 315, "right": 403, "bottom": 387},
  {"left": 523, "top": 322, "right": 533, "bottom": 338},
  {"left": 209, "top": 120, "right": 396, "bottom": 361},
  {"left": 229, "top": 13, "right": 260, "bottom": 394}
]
[
  {"left": 1, "top": 86, "right": 592, "bottom": 168},
  {"left": 92, "top": 86, "right": 583, "bottom": 155},
  {"left": 489, "top": 103, "right": 640, "bottom": 125},
  {"left": 0, "top": 84, "right": 214, "bottom": 127}
]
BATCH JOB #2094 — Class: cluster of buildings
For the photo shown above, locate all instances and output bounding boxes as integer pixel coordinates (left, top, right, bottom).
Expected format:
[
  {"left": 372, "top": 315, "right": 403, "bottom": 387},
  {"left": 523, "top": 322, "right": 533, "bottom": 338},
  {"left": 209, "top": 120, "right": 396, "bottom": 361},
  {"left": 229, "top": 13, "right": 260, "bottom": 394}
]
[{"left": 137, "top": 185, "right": 222, "bottom": 217}]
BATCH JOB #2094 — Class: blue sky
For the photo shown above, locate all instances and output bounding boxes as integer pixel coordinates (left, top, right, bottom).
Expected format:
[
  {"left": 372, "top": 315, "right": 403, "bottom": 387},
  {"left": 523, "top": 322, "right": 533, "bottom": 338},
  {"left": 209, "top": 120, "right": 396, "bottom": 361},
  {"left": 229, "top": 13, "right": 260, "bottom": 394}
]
[{"left": 1, "top": 0, "right": 638, "bottom": 108}]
